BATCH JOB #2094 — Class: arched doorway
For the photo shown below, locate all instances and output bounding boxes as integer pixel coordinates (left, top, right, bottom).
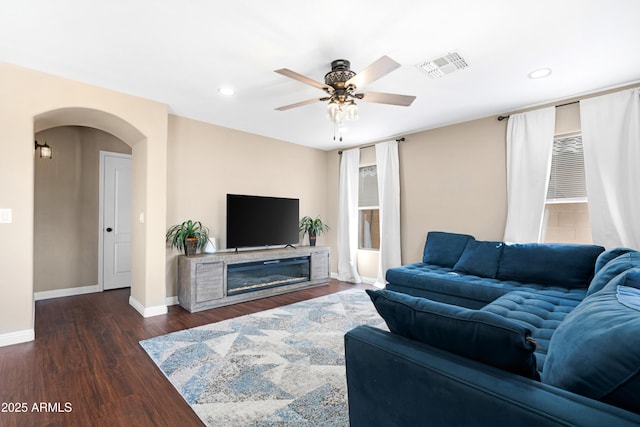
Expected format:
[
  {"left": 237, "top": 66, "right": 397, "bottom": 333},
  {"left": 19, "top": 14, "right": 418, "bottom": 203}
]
[
  {"left": 0, "top": 63, "right": 170, "bottom": 347},
  {"left": 33, "top": 125, "right": 132, "bottom": 298},
  {"left": 33, "top": 107, "right": 167, "bottom": 317}
]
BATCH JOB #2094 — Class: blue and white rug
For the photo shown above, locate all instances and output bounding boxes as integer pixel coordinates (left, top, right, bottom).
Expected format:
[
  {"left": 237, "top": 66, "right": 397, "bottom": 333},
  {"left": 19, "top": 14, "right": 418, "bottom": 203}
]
[{"left": 140, "top": 289, "right": 386, "bottom": 426}]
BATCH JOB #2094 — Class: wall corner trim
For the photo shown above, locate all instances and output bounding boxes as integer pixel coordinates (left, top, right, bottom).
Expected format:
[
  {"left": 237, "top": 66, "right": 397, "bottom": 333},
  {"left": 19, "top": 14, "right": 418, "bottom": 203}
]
[
  {"left": 0, "top": 329, "right": 35, "bottom": 348},
  {"left": 128, "top": 296, "right": 168, "bottom": 318}
]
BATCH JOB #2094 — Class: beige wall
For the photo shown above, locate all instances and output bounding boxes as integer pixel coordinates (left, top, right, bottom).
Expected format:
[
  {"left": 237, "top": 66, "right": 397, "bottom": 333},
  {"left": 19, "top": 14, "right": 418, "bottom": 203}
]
[
  {"left": 34, "top": 126, "right": 131, "bottom": 292},
  {"left": 327, "top": 116, "right": 508, "bottom": 274},
  {"left": 0, "top": 62, "right": 167, "bottom": 343},
  {"left": 399, "top": 117, "right": 509, "bottom": 260},
  {"left": 165, "top": 115, "right": 330, "bottom": 297},
  {"left": 555, "top": 102, "right": 581, "bottom": 135}
]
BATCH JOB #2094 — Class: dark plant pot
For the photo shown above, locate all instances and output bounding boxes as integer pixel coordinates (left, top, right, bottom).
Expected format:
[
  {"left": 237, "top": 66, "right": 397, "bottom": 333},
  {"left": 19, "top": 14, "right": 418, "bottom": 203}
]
[
  {"left": 185, "top": 238, "right": 198, "bottom": 256},
  {"left": 309, "top": 233, "right": 317, "bottom": 247}
]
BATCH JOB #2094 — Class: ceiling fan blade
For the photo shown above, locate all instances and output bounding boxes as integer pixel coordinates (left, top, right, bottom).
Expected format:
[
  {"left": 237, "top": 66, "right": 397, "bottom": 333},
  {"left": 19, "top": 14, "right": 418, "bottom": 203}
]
[
  {"left": 274, "top": 68, "right": 333, "bottom": 92},
  {"left": 275, "top": 97, "right": 322, "bottom": 111},
  {"left": 346, "top": 56, "right": 401, "bottom": 89},
  {"left": 360, "top": 91, "right": 416, "bottom": 107}
]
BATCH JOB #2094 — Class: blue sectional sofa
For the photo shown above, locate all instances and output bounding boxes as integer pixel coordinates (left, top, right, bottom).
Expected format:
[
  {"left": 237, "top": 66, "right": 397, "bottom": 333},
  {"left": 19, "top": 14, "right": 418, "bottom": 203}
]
[{"left": 345, "top": 231, "right": 640, "bottom": 426}]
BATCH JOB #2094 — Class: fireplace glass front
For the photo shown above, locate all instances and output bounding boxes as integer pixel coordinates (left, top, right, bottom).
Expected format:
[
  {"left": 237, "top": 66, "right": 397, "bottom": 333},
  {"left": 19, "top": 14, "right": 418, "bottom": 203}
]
[{"left": 226, "top": 256, "right": 310, "bottom": 295}]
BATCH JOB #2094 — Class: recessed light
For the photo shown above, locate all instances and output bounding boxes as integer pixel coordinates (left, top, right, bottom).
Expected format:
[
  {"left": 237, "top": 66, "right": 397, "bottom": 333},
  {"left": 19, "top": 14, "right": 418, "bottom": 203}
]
[
  {"left": 528, "top": 68, "right": 552, "bottom": 79},
  {"left": 218, "top": 86, "right": 235, "bottom": 96}
]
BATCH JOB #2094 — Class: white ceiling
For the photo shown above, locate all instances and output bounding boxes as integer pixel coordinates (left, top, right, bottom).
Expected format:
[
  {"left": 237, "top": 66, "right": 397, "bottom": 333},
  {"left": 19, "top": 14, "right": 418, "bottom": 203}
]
[{"left": 2, "top": 0, "right": 639, "bottom": 150}]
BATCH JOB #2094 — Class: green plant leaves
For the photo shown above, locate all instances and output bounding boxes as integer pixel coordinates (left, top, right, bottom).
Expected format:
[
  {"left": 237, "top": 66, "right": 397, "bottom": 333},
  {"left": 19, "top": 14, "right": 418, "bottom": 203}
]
[
  {"left": 299, "top": 216, "right": 329, "bottom": 236},
  {"left": 166, "top": 219, "right": 210, "bottom": 253}
]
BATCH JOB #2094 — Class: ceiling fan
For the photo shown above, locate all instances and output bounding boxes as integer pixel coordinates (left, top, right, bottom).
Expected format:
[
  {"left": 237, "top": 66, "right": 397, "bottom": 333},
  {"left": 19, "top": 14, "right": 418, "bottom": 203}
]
[{"left": 274, "top": 56, "right": 416, "bottom": 124}]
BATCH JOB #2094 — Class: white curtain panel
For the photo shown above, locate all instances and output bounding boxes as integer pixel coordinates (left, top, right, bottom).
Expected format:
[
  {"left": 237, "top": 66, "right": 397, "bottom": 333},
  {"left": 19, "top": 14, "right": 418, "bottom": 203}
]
[
  {"left": 337, "top": 148, "right": 362, "bottom": 283},
  {"left": 503, "top": 107, "right": 556, "bottom": 243},
  {"left": 374, "top": 141, "right": 402, "bottom": 288},
  {"left": 580, "top": 88, "right": 640, "bottom": 249}
]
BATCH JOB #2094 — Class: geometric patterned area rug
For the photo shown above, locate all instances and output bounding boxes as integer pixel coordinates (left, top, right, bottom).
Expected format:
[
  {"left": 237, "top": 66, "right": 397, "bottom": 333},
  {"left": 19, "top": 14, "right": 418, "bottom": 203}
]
[{"left": 140, "top": 289, "right": 386, "bottom": 426}]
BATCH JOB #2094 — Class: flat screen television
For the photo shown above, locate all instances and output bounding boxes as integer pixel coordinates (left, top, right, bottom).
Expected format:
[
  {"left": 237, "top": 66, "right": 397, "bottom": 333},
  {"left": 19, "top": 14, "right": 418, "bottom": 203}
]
[{"left": 226, "top": 194, "right": 300, "bottom": 249}]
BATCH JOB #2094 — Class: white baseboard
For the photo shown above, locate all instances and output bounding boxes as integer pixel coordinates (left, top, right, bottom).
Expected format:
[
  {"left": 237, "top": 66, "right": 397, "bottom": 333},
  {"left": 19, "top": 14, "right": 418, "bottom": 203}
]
[
  {"left": 165, "top": 296, "right": 179, "bottom": 306},
  {"left": 0, "top": 329, "right": 35, "bottom": 347},
  {"left": 128, "top": 295, "right": 168, "bottom": 318},
  {"left": 34, "top": 284, "right": 101, "bottom": 301},
  {"left": 331, "top": 272, "right": 377, "bottom": 285}
]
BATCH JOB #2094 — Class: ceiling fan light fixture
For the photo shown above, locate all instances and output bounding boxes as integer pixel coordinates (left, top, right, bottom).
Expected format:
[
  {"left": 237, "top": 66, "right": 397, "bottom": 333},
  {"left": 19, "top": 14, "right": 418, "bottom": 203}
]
[
  {"left": 345, "top": 101, "right": 359, "bottom": 121},
  {"left": 327, "top": 100, "right": 341, "bottom": 122},
  {"left": 274, "top": 55, "right": 415, "bottom": 140},
  {"left": 327, "top": 99, "right": 359, "bottom": 123},
  {"left": 324, "top": 59, "right": 356, "bottom": 87}
]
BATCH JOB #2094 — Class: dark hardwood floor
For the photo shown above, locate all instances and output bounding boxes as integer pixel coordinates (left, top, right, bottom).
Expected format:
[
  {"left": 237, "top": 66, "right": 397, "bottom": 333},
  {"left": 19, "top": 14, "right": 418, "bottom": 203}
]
[{"left": 0, "top": 280, "right": 370, "bottom": 427}]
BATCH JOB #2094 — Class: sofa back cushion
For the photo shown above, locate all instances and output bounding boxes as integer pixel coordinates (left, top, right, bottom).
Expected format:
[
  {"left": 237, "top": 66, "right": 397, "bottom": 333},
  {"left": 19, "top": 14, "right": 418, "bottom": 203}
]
[
  {"left": 496, "top": 243, "right": 604, "bottom": 288},
  {"left": 422, "top": 231, "right": 474, "bottom": 267},
  {"left": 588, "top": 251, "right": 640, "bottom": 295},
  {"left": 453, "top": 240, "right": 504, "bottom": 278},
  {"left": 594, "top": 247, "right": 638, "bottom": 274},
  {"left": 543, "top": 268, "right": 640, "bottom": 414},
  {"left": 366, "top": 289, "right": 539, "bottom": 380}
]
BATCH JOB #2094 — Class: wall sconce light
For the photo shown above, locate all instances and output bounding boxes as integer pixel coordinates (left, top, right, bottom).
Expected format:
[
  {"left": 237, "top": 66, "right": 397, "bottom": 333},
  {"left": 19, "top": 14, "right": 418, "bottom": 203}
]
[{"left": 35, "top": 140, "right": 52, "bottom": 159}]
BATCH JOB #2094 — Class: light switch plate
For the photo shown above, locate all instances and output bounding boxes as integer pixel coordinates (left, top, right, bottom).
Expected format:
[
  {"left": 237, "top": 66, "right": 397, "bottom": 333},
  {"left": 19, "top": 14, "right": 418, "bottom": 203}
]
[{"left": 0, "top": 208, "right": 12, "bottom": 224}]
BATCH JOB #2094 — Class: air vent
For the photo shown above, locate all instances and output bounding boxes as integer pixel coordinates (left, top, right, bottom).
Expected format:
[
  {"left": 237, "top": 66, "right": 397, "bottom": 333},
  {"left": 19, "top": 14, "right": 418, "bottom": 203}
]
[{"left": 418, "top": 52, "right": 469, "bottom": 79}]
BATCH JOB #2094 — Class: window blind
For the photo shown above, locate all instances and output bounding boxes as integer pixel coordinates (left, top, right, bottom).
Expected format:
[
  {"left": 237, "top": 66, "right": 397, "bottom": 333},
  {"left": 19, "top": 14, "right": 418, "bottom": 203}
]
[{"left": 546, "top": 134, "right": 587, "bottom": 200}]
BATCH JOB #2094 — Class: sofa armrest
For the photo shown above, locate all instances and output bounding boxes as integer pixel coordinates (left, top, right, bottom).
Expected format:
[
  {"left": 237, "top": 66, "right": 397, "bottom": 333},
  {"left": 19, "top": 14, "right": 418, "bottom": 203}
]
[{"left": 345, "top": 325, "right": 640, "bottom": 427}]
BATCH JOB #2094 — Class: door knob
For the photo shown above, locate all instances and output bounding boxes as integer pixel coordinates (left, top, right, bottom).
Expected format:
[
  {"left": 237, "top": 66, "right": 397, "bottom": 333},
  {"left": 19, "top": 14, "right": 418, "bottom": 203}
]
[{"left": 106, "top": 227, "right": 113, "bottom": 232}]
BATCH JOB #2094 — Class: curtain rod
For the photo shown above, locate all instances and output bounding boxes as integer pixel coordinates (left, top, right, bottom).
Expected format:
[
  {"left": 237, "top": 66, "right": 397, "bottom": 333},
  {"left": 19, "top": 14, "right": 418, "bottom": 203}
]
[
  {"left": 338, "top": 137, "right": 405, "bottom": 155},
  {"left": 497, "top": 101, "right": 579, "bottom": 121}
]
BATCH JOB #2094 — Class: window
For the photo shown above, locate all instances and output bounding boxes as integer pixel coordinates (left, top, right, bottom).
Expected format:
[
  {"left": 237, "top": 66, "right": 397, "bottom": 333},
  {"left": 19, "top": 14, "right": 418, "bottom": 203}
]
[
  {"left": 542, "top": 133, "right": 592, "bottom": 244},
  {"left": 546, "top": 134, "right": 587, "bottom": 202},
  {"left": 358, "top": 165, "right": 380, "bottom": 249}
]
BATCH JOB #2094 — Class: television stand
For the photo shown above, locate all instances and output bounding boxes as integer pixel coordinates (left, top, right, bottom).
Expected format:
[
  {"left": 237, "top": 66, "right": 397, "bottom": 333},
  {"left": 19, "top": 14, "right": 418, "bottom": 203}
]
[{"left": 177, "top": 246, "right": 330, "bottom": 313}]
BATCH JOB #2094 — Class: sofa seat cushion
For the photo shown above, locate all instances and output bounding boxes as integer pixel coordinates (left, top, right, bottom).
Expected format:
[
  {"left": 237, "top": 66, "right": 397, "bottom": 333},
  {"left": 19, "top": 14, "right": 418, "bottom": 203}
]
[
  {"left": 481, "top": 291, "right": 581, "bottom": 370},
  {"left": 496, "top": 243, "right": 604, "bottom": 288},
  {"left": 386, "top": 263, "right": 588, "bottom": 308},
  {"left": 543, "top": 268, "right": 640, "bottom": 414},
  {"left": 366, "top": 289, "right": 539, "bottom": 380}
]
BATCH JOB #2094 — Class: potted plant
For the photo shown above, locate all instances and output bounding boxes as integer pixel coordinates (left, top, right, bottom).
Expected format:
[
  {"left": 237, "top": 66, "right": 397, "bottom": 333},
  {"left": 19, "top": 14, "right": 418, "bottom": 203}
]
[
  {"left": 166, "top": 220, "right": 210, "bottom": 256},
  {"left": 299, "top": 216, "right": 329, "bottom": 246}
]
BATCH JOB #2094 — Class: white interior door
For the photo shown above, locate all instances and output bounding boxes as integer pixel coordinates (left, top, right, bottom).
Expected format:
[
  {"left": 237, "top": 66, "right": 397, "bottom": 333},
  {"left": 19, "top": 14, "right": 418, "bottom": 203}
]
[{"left": 102, "top": 153, "right": 132, "bottom": 290}]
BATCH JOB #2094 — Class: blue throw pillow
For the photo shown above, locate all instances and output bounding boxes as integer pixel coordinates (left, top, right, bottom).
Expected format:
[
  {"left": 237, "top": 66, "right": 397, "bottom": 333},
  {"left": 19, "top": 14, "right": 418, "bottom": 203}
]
[
  {"left": 587, "top": 251, "right": 640, "bottom": 295},
  {"left": 453, "top": 240, "right": 504, "bottom": 278},
  {"left": 366, "top": 289, "right": 539, "bottom": 380},
  {"left": 543, "top": 268, "right": 640, "bottom": 414},
  {"left": 594, "top": 247, "right": 637, "bottom": 274},
  {"left": 496, "top": 243, "right": 604, "bottom": 288},
  {"left": 422, "top": 231, "right": 474, "bottom": 267}
]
